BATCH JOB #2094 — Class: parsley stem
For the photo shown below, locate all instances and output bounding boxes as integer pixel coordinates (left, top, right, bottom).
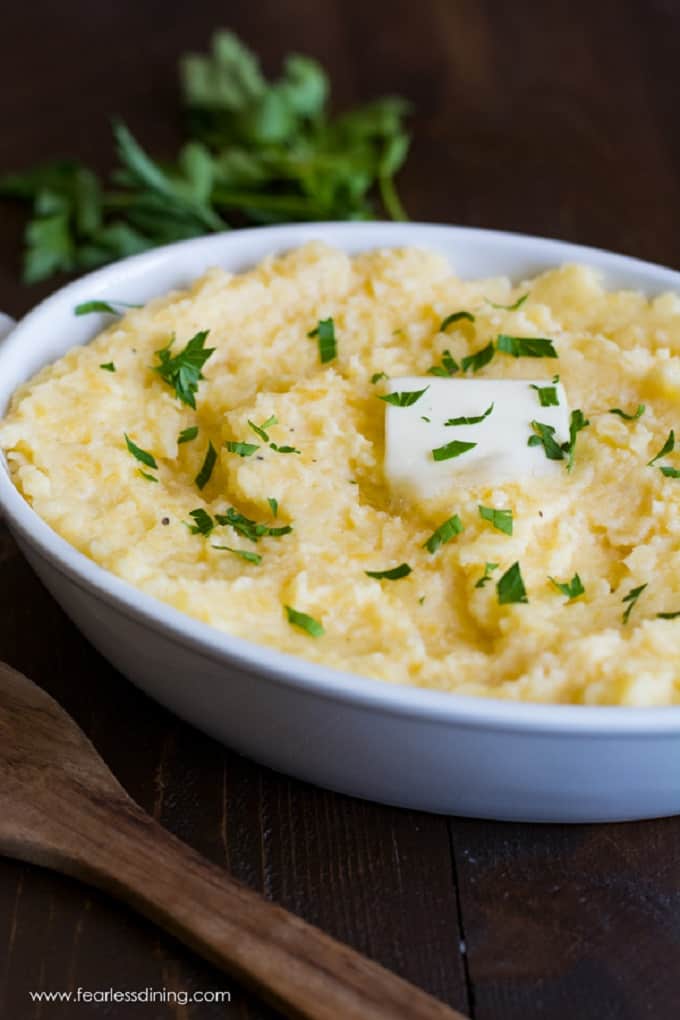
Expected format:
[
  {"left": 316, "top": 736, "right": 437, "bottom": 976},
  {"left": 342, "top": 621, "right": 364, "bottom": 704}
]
[{"left": 379, "top": 173, "right": 409, "bottom": 222}]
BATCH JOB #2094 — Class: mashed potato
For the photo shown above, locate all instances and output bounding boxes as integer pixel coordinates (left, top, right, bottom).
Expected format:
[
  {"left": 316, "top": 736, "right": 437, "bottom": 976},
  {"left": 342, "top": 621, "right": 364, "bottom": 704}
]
[{"left": 3, "top": 242, "right": 680, "bottom": 706}]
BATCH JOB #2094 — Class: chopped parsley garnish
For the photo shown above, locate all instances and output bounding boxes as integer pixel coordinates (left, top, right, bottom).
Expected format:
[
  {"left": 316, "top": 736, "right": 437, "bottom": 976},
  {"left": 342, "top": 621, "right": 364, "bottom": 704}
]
[
  {"left": 285, "top": 605, "right": 325, "bottom": 637},
  {"left": 474, "top": 562, "right": 499, "bottom": 588},
  {"left": 267, "top": 497, "right": 279, "bottom": 517},
  {"left": 427, "top": 349, "right": 460, "bottom": 377},
  {"left": 549, "top": 573, "right": 585, "bottom": 600},
  {"left": 461, "top": 341, "right": 495, "bottom": 374},
  {"left": 248, "top": 415, "right": 277, "bottom": 442},
  {"left": 371, "top": 372, "right": 388, "bottom": 384},
  {"left": 488, "top": 293, "right": 529, "bottom": 311},
  {"left": 660, "top": 466, "right": 680, "bottom": 478},
  {"left": 124, "top": 433, "right": 158, "bottom": 470},
  {"left": 622, "top": 583, "right": 647, "bottom": 624},
  {"left": 153, "top": 329, "right": 215, "bottom": 409},
  {"left": 421, "top": 416, "right": 431, "bottom": 422},
  {"left": 496, "top": 335, "right": 558, "bottom": 359},
  {"left": 75, "top": 299, "right": 140, "bottom": 316},
  {"left": 478, "top": 505, "right": 513, "bottom": 536},
  {"left": 225, "top": 440, "right": 260, "bottom": 457},
  {"left": 212, "top": 545, "right": 262, "bottom": 564},
  {"left": 307, "top": 317, "right": 337, "bottom": 364},
  {"left": 100, "top": 362, "right": 116, "bottom": 372},
  {"left": 530, "top": 383, "right": 559, "bottom": 407},
  {"left": 270, "top": 443, "right": 301, "bottom": 454},
  {"left": 657, "top": 611, "right": 680, "bottom": 620},
  {"left": 648, "top": 430, "right": 675, "bottom": 466},
  {"left": 445, "top": 403, "right": 494, "bottom": 426},
  {"left": 432, "top": 439, "right": 477, "bottom": 462},
  {"left": 528, "top": 420, "right": 565, "bottom": 461},
  {"left": 215, "top": 507, "right": 292, "bottom": 542},
  {"left": 566, "top": 409, "right": 590, "bottom": 472},
  {"left": 138, "top": 470, "right": 158, "bottom": 483},
  {"left": 365, "top": 563, "right": 412, "bottom": 580},
  {"left": 423, "top": 514, "right": 464, "bottom": 553},
  {"left": 187, "top": 508, "right": 214, "bottom": 535},
  {"left": 195, "top": 441, "right": 217, "bottom": 490},
  {"left": 380, "top": 386, "right": 429, "bottom": 407},
  {"left": 496, "top": 562, "right": 528, "bottom": 605},
  {"left": 440, "top": 311, "right": 475, "bottom": 331},
  {"left": 178, "top": 426, "right": 198, "bottom": 444},
  {"left": 609, "top": 404, "right": 645, "bottom": 421}
]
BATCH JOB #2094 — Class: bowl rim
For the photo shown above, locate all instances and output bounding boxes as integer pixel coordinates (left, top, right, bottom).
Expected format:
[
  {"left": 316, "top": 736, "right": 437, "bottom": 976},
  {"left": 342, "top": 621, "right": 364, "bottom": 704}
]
[{"left": 3, "top": 219, "right": 680, "bottom": 735}]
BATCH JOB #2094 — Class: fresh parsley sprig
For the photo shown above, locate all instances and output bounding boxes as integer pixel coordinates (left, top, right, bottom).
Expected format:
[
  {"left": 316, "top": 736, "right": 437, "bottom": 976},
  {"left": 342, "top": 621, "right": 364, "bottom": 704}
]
[{"left": 0, "top": 31, "right": 411, "bottom": 283}]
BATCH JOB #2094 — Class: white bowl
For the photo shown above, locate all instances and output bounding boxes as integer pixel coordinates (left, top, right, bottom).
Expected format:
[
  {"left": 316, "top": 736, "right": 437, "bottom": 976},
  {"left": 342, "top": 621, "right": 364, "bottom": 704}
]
[{"left": 2, "top": 222, "right": 680, "bottom": 823}]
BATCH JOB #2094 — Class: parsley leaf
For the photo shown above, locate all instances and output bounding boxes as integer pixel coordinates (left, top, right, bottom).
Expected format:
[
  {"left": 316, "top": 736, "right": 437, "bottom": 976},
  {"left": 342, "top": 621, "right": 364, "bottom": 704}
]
[
  {"left": 138, "top": 470, "right": 158, "bottom": 483},
  {"left": 432, "top": 439, "right": 477, "bottom": 462},
  {"left": 427, "top": 349, "right": 460, "bottom": 377},
  {"left": 609, "top": 404, "right": 645, "bottom": 421},
  {"left": 622, "top": 583, "right": 647, "bottom": 624},
  {"left": 248, "top": 414, "right": 277, "bottom": 442},
  {"left": 423, "top": 514, "right": 464, "bottom": 553},
  {"left": 75, "top": 299, "right": 140, "bottom": 316},
  {"left": 657, "top": 611, "right": 680, "bottom": 620},
  {"left": 528, "top": 420, "right": 565, "bottom": 461},
  {"left": 267, "top": 497, "right": 279, "bottom": 517},
  {"left": 478, "top": 505, "right": 513, "bottom": 536},
  {"left": 380, "top": 386, "right": 429, "bottom": 407},
  {"left": 100, "top": 362, "right": 116, "bottom": 372},
  {"left": 365, "top": 563, "right": 412, "bottom": 580},
  {"left": 178, "top": 426, "right": 199, "bottom": 444},
  {"left": 269, "top": 443, "right": 301, "bottom": 454},
  {"left": 187, "top": 508, "right": 215, "bottom": 535},
  {"left": 488, "top": 293, "right": 529, "bottom": 311},
  {"left": 497, "top": 562, "right": 528, "bottom": 605},
  {"left": 215, "top": 507, "right": 292, "bottom": 542},
  {"left": 440, "top": 311, "right": 475, "bottom": 331},
  {"left": 212, "top": 545, "right": 262, "bottom": 564},
  {"left": 225, "top": 440, "right": 259, "bottom": 457},
  {"left": 530, "top": 383, "right": 559, "bottom": 407},
  {"left": 474, "top": 562, "right": 499, "bottom": 588},
  {"left": 195, "top": 440, "right": 217, "bottom": 489},
  {"left": 371, "top": 372, "right": 388, "bottom": 384},
  {"left": 285, "top": 605, "right": 325, "bottom": 637},
  {"left": 566, "top": 409, "right": 590, "bottom": 472},
  {"left": 496, "top": 335, "right": 558, "bottom": 358},
  {"left": 124, "top": 433, "right": 158, "bottom": 470},
  {"left": 153, "top": 329, "right": 215, "bottom": 409},
  {"left": 462, "top": 342, "right": 495, "bottom": 374},
  {"left": 660, "top": 466, "right": 680, "bottom": 478},
  {"left": 445, "top": 403, "right": 494, "bottom": 426},
  {"left": 648, "top": 430, "right": 675, "bottom": 466},
  {"left": 308, "top": 318, "right": 337, "bottom": 364},
  {"left": 549, "top": 573, "right": 585, "bottom": 600}
]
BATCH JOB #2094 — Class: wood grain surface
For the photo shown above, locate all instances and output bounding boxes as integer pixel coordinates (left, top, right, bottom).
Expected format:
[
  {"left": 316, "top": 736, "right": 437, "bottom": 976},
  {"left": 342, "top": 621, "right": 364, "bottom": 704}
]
[{"left": 2, "top": 1, "right": 680, "bottom": 1017}]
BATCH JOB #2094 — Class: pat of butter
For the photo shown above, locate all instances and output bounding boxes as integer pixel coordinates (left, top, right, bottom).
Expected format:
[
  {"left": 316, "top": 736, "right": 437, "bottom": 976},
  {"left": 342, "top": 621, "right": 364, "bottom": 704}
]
[{"left": 384, "top": 377, "right": 570, "bottom": 500}]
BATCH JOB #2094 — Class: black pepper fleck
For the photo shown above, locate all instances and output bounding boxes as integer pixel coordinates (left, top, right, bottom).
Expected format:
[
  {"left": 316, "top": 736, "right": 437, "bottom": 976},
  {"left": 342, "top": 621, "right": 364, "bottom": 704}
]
[{"left": 161, "top": 517, "right": 170, "bottom": 526}]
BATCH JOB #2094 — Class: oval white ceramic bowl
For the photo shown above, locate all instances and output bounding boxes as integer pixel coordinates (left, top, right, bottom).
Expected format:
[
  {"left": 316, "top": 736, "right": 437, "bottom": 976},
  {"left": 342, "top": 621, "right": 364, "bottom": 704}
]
[{"left": 2, "top": 222, "right": 680, "bottom": 823}]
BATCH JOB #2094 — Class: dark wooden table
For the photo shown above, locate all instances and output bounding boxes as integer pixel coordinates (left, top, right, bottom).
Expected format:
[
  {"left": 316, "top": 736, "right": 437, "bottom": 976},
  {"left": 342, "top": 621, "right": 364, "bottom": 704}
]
[{"left": 2, "top": 2, "right": 680, "bottom": 1017}]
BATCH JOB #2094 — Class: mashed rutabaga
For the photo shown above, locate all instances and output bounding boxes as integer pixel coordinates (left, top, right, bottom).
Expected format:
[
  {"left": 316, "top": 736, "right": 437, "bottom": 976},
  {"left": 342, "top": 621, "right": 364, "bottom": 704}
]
[{"left": 3, "top": 242, "right": 680, "bottom": 706}]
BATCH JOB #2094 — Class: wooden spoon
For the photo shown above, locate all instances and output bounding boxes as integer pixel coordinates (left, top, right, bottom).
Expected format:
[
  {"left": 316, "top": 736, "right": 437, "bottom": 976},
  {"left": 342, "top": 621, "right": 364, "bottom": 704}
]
[{"left": 0, "top": 661, "right": 468, "bottom": 1020}]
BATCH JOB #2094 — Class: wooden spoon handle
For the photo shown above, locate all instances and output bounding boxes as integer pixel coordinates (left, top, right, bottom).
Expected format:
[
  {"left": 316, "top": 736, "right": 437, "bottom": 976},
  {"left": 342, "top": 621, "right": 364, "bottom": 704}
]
[{"left": 41, "top": 795, "right": 465, "bottom": 1020}]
